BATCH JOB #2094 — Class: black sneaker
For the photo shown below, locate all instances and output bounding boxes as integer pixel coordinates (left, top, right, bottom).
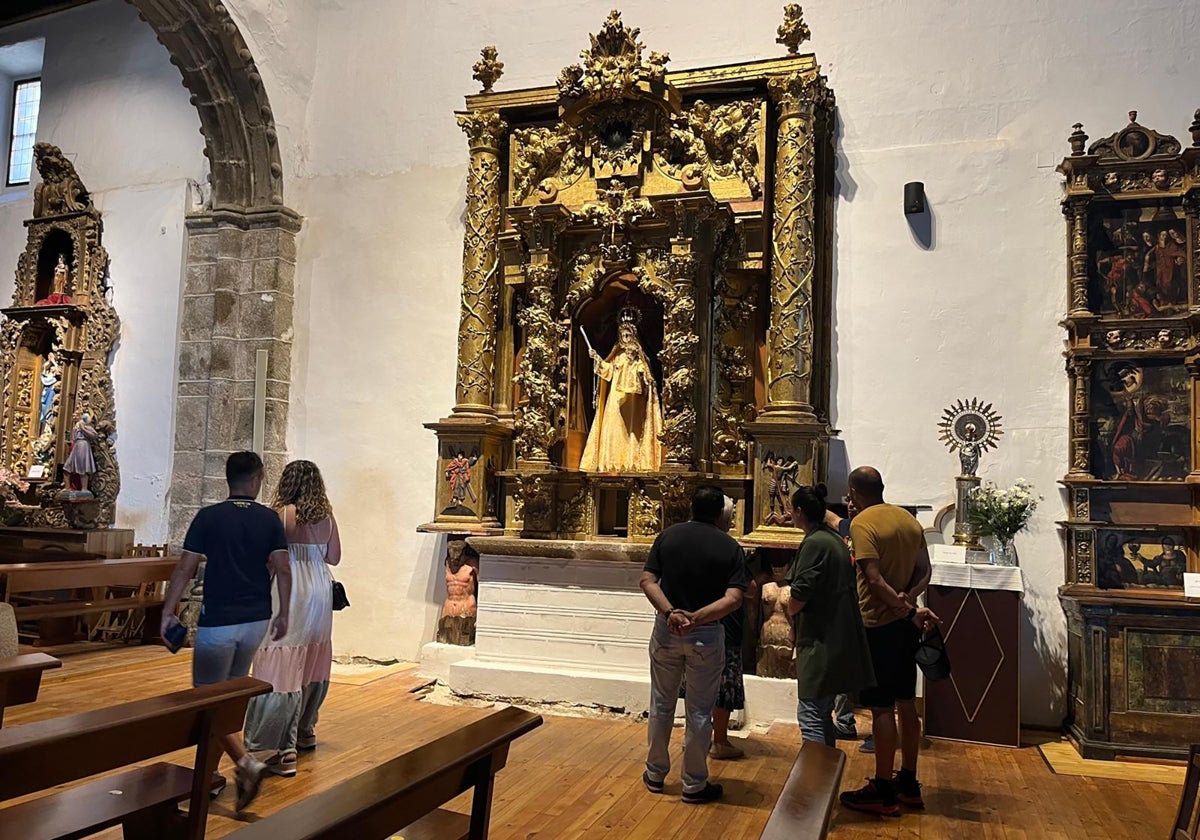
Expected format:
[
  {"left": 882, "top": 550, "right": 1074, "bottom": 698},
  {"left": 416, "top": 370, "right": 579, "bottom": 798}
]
[
  {"left": 894, "top": 769, "right": 924, "bottom": 809},
  {"left": 839, "top": 777, "right": 900, "bottom": 817},
  {"left": 682, "top": 782, "right": 723, "bottom": 804},
  {"left": 642, "top": 771, "right": 664, "bottom": 794},
  {"left": 833, "top": 725, "right": 858, "bottom": 740}
]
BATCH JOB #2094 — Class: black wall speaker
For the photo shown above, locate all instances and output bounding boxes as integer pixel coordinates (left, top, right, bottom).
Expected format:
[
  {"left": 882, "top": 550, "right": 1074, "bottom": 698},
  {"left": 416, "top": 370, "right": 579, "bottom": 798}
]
[{"left": 904, "top": 181, "right": 926, "bottom": 215}]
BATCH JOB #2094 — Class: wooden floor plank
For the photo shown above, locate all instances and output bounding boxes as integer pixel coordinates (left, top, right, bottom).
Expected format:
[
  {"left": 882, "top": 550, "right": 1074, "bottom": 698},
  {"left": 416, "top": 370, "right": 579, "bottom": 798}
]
[{"left": 0, "top": 648, "right": 1181, "bottom": 839}]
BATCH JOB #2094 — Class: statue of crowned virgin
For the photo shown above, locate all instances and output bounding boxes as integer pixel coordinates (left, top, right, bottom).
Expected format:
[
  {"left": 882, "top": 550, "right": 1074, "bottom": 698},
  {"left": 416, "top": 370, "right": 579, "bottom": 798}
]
[{"left": 580, "top": 305, "right": 663, "bottom": 472}]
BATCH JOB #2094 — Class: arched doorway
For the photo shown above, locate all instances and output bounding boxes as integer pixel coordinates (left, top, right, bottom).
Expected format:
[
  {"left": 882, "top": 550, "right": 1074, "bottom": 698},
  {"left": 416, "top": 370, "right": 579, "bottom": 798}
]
[{"left": 126, "top": 0, "right": 301, "bottom": 544}]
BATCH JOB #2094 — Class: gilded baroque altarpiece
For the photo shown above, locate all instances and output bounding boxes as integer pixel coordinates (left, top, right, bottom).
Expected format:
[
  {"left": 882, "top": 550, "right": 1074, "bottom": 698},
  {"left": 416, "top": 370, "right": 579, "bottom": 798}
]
[
  {"left": 0, "top": 144, "right": 120, "bottom": 528},
  {"left": 420, "top": 9, "right": 834, "bottom": 546}
]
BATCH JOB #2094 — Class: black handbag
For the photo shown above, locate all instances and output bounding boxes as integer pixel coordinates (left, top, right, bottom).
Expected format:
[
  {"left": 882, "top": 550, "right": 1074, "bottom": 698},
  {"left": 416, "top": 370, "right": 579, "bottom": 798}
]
[
  {"left": 915, "top": 625, "right": 951, "bottom": 681},
  {"left": 331, "top": 580, "right": 350, "bottom": 611}
]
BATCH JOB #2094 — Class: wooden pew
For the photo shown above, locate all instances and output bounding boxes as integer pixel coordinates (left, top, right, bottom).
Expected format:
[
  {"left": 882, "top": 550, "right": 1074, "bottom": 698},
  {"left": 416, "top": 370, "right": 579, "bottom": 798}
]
[
  {"left": 758, "top": 741, "right": 847, "bottom": 840},
  {"left": 229, "top": 705, "right": 543, "bottom": 840},
  {"left": 0, "top": 652, "right": 60, "bottom": 727},
  {"left": 0, "top": 556, "right": 178, "bottom": 644},
  {"left": 0, "top": 676, "right": 270, "bottom": 840}
]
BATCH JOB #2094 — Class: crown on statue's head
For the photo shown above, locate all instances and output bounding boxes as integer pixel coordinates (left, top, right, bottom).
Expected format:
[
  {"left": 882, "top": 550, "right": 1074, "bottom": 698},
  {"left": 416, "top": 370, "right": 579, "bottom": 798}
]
[{"left": 618, "top": 304, "right": 642, "bottom": 328}]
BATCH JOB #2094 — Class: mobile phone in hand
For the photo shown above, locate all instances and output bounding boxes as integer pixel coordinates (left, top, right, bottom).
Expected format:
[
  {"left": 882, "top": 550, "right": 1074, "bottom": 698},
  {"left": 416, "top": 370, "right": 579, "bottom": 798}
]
[{"left": 163, "top": 622, "right": 187, "bottom": 653}]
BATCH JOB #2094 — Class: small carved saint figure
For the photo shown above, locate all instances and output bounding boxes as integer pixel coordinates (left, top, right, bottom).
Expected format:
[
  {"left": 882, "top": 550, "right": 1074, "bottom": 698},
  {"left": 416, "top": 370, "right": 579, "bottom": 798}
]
[
  {"left": 37, "top": 366, "right": 56, "bottom": 434},
  {"left": 61, "top": 410, "right": 97, "bottom": 497},
  {"left": 36, "top": 255, "right": 73, "bottom": 306},
  {"left": 580, "top": 306, "right": 663, "bottom": 472},
  {"left": 757, "top": 559, "right": 795, "bottom": 678},
  {"left": 762, "top": 452, "right": 799, "bottom": 525},
  {"left": 443, "top": 450, "right": 479, "bottom": 516},
  {"left": 958, "top": 421, "right": 982, "bottom": 476},
  {"left": 437, "top": 539, "right": 480, "bottom": 646}
]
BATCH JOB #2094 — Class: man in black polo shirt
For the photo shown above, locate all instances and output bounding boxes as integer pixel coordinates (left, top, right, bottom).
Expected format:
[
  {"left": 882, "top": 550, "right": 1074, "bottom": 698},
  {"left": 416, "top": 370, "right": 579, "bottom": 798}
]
[
  {"left": 161, "top": 451, "right": 291, "bottom": 812},
  {"left": 640, "top": 485, "right": 749, "bottom": 804}
]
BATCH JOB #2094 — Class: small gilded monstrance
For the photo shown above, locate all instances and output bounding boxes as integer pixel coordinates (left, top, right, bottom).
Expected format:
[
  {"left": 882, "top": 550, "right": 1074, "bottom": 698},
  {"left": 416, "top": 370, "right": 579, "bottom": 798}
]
[{"left": 938, "top": 398, "right": 1003, "bottom": 547}]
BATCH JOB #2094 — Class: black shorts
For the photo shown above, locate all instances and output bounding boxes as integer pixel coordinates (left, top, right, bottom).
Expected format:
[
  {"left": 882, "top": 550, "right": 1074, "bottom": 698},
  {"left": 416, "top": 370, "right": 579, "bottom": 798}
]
[{"left": 858, "top": 618, "right": 920, "bottom": 709}]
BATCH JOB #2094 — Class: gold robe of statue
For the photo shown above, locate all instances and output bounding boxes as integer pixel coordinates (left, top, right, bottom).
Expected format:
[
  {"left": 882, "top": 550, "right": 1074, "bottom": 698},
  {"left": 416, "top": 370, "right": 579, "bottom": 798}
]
[{"left": 580, "top": 323, "right": 663, "bottom": 472}]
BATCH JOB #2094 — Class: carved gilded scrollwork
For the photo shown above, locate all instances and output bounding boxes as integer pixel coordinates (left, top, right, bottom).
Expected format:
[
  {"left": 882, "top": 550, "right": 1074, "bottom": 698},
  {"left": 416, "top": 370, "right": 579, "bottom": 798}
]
[
  {"left": 659, "top": 474, "right": 693, "bottom": 528},
  {"left": 1072, "top": 487, "right": 1090, "bottom": 521},
  {"left": 659, "top": 251, "right": 698, "bottom": 467},
  {"left": 655, "top": 99, "right": 764, "bottom": 198},
  {"left": 763, "top": 70, "right": 828, "bottom": 418},
  {"left": 628, "top": 483, "right": 662, "bottom": 540},
  {"left": 511, "top": 124, "right": 585, "bottom": 205},
  {"left": 711, "top": 251, "right": 758, "bottom": 466},
  {"left": 514, "top": 263, "right": 564, "bottom": 464},
  {"left": 515, "top": 473, "right": 554, "bottom": 533},
  {"left": 1094, "top": 327, "right": 1188, "bottom": 351},
  {"left": 454, "top": 110, "right": 507, "bottom": 416},
  {"left": 1073, "top": 528, "right": 1094, "bottom": 585},
  {"left": 556, "top": 9, "right": 668, "bottom": 106},
  {"left": 558, "top": 484, "right": 593, "bottom": 536}
]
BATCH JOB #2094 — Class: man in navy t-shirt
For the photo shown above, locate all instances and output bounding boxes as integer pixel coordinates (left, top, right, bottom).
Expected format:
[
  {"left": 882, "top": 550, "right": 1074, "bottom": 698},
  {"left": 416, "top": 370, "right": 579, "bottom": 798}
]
[
  {"left": 640, "top": 485, "right": 748, "bottom": 805},
  {"left": 161, "top": 451, "right": 290, "bottom": 813}
]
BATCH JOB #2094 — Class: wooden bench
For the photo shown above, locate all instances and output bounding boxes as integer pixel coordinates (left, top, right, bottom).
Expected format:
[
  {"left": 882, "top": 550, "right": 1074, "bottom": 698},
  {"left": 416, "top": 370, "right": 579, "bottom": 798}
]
[
  {"left": 0, "top": 652, "right": 60, "bottom": 727},
  {"left": 758, "top": 741, "right": 847, "bottom": 840},
  {"left": 0, "top": 556, "right": 179, "bottom": 644},
  {"left": 229, "top": 705, "right": 543, "bottom": 840},
  {"left": 0, "top": 675, "right": 270, "bottom": 840}
]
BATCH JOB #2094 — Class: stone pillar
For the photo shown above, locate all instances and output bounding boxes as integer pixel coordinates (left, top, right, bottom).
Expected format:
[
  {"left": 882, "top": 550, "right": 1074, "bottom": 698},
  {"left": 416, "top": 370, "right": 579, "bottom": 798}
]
[
  {"left": 514, "top": 261, "right": 563, "bottom": 466},
  {"left": 1067, "top": 357, "right": 1092, "bottom": 479},
  {"left": 452, "top": 110, "right": 507, "bottom": 418},
  {"left": 169, "top": 207, "right": 301, "bottom": 548},
  {"left": 763, "top": 70, "right": 828, "bottom": 420}
]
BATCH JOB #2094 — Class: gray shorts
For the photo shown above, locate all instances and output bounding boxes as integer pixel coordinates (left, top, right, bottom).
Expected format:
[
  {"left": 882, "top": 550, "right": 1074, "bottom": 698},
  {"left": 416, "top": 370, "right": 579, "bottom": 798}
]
[{"left": 192, "top": 620, "right": 269, "bottom": 686}]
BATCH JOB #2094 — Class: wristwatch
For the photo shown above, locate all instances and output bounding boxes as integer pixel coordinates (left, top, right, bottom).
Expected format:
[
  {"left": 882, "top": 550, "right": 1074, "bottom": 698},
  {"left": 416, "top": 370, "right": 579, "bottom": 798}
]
[{"left": 906, "top": 607, "right": 917, "bottom": 620}]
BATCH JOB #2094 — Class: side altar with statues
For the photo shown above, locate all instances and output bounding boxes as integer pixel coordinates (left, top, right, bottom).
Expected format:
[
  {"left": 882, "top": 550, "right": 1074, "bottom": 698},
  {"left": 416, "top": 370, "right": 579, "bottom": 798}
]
[{"left": 418, "top": 8, "right": 836, "bottom": 719}]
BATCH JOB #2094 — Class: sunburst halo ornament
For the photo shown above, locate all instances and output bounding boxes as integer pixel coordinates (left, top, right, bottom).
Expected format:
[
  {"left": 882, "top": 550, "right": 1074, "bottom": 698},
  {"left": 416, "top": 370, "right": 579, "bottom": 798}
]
[{"left": 938, "top": 398, "right": 1003, "bottom": 477}]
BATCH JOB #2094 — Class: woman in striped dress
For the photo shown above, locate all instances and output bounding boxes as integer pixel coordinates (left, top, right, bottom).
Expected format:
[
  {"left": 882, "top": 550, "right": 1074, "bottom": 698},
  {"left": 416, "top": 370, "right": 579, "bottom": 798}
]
[{"left": 244, "top": 460, "right": 341, "bottom": 776}]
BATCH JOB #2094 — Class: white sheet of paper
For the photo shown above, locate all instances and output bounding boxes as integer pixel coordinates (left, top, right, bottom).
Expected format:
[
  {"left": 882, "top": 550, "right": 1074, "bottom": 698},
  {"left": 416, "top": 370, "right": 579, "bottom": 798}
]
[
  {"left": 1184, "top": 573, "right": 1200, "bottom": 599},
  {"left": 931, "top": 544, "right": 967, "bottom": 564},
  {"left": 27, "top": 464, "right": 44, "bottom": 479}
]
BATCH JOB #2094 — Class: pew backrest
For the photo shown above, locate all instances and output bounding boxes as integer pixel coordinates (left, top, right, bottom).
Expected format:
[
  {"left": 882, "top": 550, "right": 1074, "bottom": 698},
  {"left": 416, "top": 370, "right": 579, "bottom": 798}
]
[
  {"left": 0, "top": 556, "right": 180, "bottom": 599},
  {"left": 758, "top": 741, "right": 847, "bottom": 840},
  {"left": 229, "top": 705, "right": 543, "bottom": 840}
]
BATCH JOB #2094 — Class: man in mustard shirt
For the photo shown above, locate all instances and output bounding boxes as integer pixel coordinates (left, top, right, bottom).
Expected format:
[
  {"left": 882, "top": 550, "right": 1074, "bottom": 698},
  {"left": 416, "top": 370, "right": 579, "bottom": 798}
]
[{"left": 839, "top": 466, "right": 932, "bottom": 817}]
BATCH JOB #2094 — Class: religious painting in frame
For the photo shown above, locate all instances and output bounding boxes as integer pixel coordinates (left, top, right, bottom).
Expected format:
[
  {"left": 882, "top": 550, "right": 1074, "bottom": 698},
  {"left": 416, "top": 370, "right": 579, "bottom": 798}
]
[
  {"left": 1094, "top": 527, "right": 1187, "bottom": 590},
  {"left": 1088, "top": 203, "right": 1189, "bottom": 318},
  {"left": 1088, "top": 359, "right": 1190, "bottom": 481}
]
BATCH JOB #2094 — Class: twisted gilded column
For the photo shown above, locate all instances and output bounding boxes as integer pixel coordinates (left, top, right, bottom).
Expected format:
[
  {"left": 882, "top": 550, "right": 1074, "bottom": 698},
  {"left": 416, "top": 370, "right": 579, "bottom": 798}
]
[
  {"left": 1067, "top": 357, "right": 1091, "bottom": 478},
  {"left": 764, "top": 70, "right": 827, "bottom": 419},
  {"left": 452, "top": 110, "right": 507, "bottom": 417},
  {"left": 660, "top": 250, "right": 699, "bottom": 467},
  {"left": 514, "top": 262, "right": 563, "bottom": 465}
]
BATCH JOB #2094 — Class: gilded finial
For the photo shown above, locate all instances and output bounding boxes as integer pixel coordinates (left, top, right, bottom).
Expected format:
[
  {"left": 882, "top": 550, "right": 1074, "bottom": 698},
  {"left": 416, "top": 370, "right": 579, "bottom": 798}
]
[
  {"left": 472, "top": 45, "right": 504, "bottom": 94},
  {"left": 1068, "top": 123, "right": 1088, "bottom": 156},
  {"left": 776, "top": 4, "right": 811, "bottom": 55},
  {"left": 1189, "top": 108, "right": 1200, "bottom": 147}
]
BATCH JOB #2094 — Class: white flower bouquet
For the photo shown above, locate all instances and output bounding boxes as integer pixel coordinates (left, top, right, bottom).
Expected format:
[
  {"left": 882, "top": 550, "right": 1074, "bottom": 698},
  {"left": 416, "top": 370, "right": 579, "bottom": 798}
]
[{"left": 967, "top": 478, "right": 1040, "bottom": 543}]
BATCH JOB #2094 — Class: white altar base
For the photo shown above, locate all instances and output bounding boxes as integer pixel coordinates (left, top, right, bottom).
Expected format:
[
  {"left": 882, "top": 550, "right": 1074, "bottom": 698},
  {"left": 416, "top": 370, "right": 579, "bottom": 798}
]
[{"left": 419, "top": 538, "right": 800, "bottom": 725}]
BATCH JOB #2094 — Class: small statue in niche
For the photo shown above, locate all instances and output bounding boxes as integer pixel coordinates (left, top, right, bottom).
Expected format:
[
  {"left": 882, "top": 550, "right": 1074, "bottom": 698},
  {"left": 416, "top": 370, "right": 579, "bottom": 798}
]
[
  {"left": 579, "top": 305, "right": 663, "bottom": 472},
  {"left": 37, "top": 366, "right": 56, "bottom": 435},
  {"left": 958, "top": 422, "right": 982, "bottom": 477},
  {"left": 60, "top": 411, "right": 97, "bottom": 497},
  {"left": 757, "top": 559, "right": 795, "bottom": 679},
  {"left": 35, "top": 255, "right": 73, "bottom": 306},
  {"left": 442, "top": 449, "right": 479, "bottom": 516},
  {"left": 437, "top": 539, "right": 479, "bottom": 646}
]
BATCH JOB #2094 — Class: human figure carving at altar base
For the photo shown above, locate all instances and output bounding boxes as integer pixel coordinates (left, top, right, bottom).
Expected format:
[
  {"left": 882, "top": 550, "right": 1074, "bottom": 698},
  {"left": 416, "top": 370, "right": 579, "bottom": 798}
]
[{"left": 580, "top": 305, "right": 663, "bottom": 472}]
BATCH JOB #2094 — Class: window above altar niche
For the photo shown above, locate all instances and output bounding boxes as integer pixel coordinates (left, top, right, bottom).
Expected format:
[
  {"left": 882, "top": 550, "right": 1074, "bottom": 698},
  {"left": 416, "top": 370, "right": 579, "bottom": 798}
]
[{"left": 0, "top": 38, "right": 43, "bottom": 192}]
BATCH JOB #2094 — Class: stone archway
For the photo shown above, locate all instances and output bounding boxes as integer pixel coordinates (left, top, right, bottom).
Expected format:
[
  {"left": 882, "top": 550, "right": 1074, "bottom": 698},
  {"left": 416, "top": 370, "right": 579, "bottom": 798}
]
[{"left": 125, "top": 0, "right": 301, "bottom": 544}]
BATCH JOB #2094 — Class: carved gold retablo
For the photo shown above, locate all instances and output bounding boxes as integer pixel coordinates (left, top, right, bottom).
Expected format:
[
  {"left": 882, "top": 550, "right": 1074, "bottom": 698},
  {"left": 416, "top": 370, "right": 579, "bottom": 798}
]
[{"left": 776, "top": 4, "right": 811, "bottom": 55}]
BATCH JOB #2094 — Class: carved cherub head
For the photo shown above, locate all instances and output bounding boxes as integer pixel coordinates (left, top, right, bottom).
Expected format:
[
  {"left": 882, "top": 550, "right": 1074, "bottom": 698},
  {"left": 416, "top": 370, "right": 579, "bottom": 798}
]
[{"left": 1152, "top": 169, "right": 1169, "bottom": 189}]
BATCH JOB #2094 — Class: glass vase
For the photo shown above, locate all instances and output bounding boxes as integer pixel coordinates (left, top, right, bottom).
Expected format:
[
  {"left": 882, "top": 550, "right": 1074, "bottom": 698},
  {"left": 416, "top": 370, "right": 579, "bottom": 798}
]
[{"left": 985, "top": 535, "right": 1017, "bottom": 567}]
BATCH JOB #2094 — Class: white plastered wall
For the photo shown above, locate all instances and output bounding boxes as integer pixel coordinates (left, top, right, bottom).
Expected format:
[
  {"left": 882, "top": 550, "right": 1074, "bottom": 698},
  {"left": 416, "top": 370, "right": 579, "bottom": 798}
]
[{"left": 0, "top": 0, "right": 205, "bottom": 542}]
